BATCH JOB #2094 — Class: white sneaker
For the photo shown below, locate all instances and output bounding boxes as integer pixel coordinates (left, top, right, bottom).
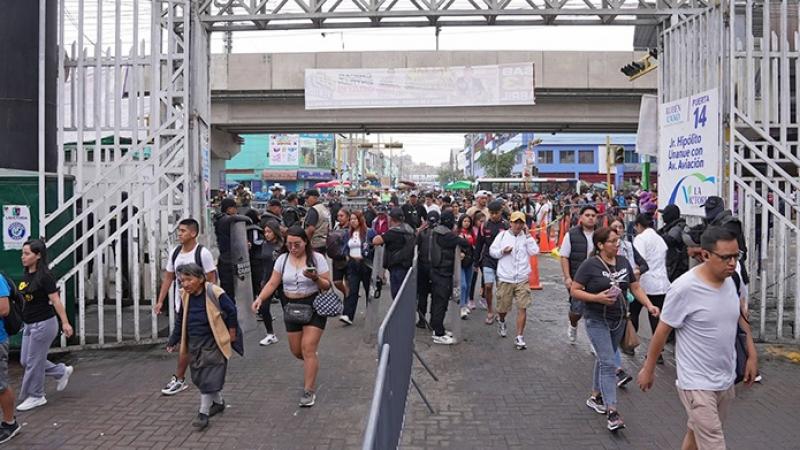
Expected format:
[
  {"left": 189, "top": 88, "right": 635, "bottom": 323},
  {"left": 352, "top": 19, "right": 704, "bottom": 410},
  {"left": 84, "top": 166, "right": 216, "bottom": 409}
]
[
  {"left": 259, "top": 334, "right": 279, "bottom": 346},
  {"left": 498, "top": 320, "right": 508, "bottom": 338},
  {"left": 460, "top": 307, "right": 469, "bottom": 320},
  {"left": 161, "top": 375, "right": 189, "bottom": 396},
  {"left": 17, "top": 396, "right": 47, "bottom": 412},
  {"left": 515, "top": 336, "right": 527, "bottom": 350},
  {"left": 339, "top": 315, "right": 353, "bottom": 325},
  {"left": 57, "top": 365, "right": 74, "bottom": 392},
  {"left": 568, "top": 324, "right": 578, "bottom": 344},
  {"left": 432, "top": 334, "right": 455, "bottom": 345}
]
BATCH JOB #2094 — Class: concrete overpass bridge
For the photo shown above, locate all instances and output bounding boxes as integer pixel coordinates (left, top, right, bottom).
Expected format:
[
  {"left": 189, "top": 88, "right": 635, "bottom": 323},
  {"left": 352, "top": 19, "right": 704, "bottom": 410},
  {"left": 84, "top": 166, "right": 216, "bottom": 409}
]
[{"left": 210, "top": 50, "right": 656, "bottom": 134}]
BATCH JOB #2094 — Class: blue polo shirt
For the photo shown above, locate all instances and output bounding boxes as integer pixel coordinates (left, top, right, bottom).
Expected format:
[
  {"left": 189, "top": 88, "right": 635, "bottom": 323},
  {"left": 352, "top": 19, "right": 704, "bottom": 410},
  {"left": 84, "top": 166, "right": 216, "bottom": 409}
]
[{"left": 0, "top": 277, "right": 9, "bottom": 343}]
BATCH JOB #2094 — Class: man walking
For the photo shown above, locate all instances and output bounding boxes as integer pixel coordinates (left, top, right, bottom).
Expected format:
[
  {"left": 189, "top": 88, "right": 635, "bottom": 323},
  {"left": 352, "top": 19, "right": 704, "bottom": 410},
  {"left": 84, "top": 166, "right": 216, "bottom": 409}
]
[
  {"left": 401, "top": 193, "right": 427, "bottom": 229},
  {"left": 475, "top": 200, "right": 509, "bottom": 324},
  {"left": 658, "top": 204, "right": 689, "bottom": 282},
  {"left": 282, "top": 193, "right": 302, "bottom": 228},
  {"left": 372, "top": 208, "right": 416, "bottom": 298},
  {"left": 489, "top": 211, "right": 539, "bottom": 349},
  {"left": 214, "top": 197, "right": 240, "bottom": 297},
  {"left": 303, "top": 189, "right": 330, "bottom": 254},
  {"left": 560, "top": 205, "right": 598, "bottom": 343},
  {"left": 467, "top": 191, "right": 490, "bottom": 219},
  {"left": 638, "top": 226, "right": 758, "bottom": 450},
  {"left": 428, "top": 211, "right": 468, "bottom": 345},
  {"left": 155, "top": 218, "right": 217, "bottom": 396},
  {"left": 415, "top": 211, "right": 439, "bottom": 329}
]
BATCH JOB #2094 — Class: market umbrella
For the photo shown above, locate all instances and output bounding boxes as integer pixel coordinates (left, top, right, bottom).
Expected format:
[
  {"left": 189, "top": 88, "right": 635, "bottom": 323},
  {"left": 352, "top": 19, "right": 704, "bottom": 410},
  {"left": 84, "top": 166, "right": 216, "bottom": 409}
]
[{"left": 444, "top": 180, "right": 473, "bottom": 190}]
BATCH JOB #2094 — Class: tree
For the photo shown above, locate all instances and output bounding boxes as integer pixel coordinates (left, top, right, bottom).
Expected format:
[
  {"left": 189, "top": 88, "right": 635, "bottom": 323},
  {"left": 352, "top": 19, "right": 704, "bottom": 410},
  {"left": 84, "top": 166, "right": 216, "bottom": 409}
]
[
  {"left": 478, "top": 148, "right": 520, "bottom": 178},
  {"left": 437, "top": 167, "right": 463, "bottom": 185}
]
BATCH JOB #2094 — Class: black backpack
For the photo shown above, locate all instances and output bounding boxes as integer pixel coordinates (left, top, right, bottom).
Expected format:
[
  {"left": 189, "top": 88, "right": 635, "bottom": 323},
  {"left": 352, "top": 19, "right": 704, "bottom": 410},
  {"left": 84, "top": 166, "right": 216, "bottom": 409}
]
[
  {"left": 0, "top": 272, "right": 24, "bottom": 336},
  {"left": 171, "top": 244, "right": 205, "bottom": 269},
  {"left": 325, "top": 229, "right": 348, "bottom": 259}
]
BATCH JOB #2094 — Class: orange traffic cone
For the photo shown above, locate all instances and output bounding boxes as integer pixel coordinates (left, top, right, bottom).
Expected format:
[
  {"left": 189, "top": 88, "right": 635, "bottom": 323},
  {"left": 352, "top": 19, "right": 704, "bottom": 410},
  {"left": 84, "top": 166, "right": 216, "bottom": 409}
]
[
  {"left": 529, "top": 254, "right": 542, "bottom": 290},
  {"left": 538, "top": 220, "right": 554, "bottom": 253},
  {"left": 557, "top": 217, "right": 567, "bottom": 247}
]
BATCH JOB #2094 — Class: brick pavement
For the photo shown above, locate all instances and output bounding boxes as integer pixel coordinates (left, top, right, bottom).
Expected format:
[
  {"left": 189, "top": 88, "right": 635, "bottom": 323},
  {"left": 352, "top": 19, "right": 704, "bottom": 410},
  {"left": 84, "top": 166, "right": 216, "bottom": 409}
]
[{"left": 4, "top": 257, "right": 800, "bottom": 449}]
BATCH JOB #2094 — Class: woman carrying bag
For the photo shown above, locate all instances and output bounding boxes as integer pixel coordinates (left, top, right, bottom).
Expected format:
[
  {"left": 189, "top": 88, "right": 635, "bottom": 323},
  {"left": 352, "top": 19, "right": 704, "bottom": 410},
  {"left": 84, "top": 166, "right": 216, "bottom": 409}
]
[
  {"left": 340, "top": 211, "right": 376, "bottom": 325},
  {"left": 251, "top": 226, "right": 333, "bottom": 407},
  {"left": 570, "top": 227, "right": 659, "bottom": 432}
]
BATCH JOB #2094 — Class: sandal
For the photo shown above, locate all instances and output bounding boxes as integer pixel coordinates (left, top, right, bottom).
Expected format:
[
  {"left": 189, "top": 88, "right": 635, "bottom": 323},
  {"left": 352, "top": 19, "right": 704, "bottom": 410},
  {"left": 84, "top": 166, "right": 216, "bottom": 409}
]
[{"left": 484, "top": 314, "right": 495, "bottom": 325}]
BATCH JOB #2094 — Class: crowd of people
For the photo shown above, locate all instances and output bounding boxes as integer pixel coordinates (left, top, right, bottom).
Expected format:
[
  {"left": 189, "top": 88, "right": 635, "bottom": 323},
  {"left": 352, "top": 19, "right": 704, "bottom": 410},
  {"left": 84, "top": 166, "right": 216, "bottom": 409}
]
[{"left": 0, "top": 183, "right": 760, "bottom": 447}]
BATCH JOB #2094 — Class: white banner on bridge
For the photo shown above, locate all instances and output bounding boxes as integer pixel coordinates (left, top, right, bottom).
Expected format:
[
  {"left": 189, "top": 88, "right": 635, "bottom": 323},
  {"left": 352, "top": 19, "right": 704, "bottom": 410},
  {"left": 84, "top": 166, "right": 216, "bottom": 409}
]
[
  {"left": 658, "top": 88, "right": 720, "bottom": 216},
  {"left": 304, "top": 63, "right": 535, "bottom": 110}
]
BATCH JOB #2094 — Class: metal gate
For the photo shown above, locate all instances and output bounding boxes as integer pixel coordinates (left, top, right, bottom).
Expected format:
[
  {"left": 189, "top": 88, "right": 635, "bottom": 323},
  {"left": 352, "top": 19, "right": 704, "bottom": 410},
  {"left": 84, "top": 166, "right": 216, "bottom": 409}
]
[
  {"left": 38, "top": 0, "right": 209, "bottom": 348},
  {"left": 662, "top": 0, "right": 800, "bottom": 342}
]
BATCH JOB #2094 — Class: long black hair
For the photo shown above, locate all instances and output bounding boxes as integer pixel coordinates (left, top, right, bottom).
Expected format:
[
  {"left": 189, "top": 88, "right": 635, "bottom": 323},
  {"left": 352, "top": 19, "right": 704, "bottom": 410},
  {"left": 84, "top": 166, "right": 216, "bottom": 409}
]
[
  {"left": 23, "top": 239, "right": 53, "bottom": 291},
  {"left": 286, "top": 226, "right": 315, "bottom": 265}
]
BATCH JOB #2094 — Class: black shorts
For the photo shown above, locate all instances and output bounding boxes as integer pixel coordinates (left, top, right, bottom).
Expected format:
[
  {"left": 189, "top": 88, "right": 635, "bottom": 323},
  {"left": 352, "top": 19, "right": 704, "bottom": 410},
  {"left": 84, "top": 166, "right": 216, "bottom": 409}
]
[
  {"left": 332, "top": 259, "right": 347, "bottom": 282},
  {"left": 283, "top": 294, "right": 327, "bottom": 333}
]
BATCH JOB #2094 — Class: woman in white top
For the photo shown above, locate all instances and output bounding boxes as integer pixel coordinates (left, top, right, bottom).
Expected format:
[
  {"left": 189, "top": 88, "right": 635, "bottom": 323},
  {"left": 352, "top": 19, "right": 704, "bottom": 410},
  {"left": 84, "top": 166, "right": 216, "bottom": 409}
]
[
  {"left": 340, "top": 211, "right": 376, "bottom": 325},
  {"left": 252, "top": 226, "right": 332, "bottom": 407},
  {"left": 632, "top": 213, "right": 671, "bottom": 364}
]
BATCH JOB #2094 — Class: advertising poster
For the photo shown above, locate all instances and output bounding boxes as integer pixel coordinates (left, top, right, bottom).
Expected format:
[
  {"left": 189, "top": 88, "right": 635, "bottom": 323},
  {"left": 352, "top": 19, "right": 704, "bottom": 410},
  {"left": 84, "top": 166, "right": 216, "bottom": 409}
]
[
  {"left": 269, "top": 134, "right": 299, "bottom": 166},
  {"left": 299, "top": 136, "right": 317, "bottom": 167},
  {"left": 3, "top": 205, "right": 31, "bottom": 250},
  {"left": 658, "top": 88, "right": 720, "bottom": 216}
]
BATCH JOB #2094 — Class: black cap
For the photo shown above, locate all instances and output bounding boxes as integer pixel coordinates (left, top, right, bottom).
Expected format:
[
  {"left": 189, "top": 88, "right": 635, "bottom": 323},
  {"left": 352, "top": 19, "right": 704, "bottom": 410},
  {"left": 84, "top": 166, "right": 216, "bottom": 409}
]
[
  {"left": 305, "top": 189, "right": 320, "bottom": 198},
  {"left": 701, "top": 196, "right": 725, "bottom": 221},
  {"left": 376, "top": 205, "right": 388, "bottom": 214},
  {"left": 427, "top": 210, "right": 440, "bottom": 223},
  {"left": 659, "top": 204, "right": 681, "bottom": 223},
  {"left": 220, "top": 198, "right": 237, "bottom": 211},
  {"left": 268, "top": 199, "right": 282, "bottom": 207},
  {"left": 488, "top": 200, "right": 504, "bottom": 212},
  {"left": 440, "top": 211, "right": 455, "bottom": 228},
  {"left": 389, "top": 207, "right": 405, "bottom": 221}
]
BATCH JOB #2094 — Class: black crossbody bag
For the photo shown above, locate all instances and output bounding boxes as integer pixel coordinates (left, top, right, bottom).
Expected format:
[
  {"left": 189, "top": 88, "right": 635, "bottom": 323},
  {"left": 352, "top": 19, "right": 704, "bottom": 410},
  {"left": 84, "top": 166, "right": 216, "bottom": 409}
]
[{"left": 278, "top": 256, "right": 315, "bottom": 325}]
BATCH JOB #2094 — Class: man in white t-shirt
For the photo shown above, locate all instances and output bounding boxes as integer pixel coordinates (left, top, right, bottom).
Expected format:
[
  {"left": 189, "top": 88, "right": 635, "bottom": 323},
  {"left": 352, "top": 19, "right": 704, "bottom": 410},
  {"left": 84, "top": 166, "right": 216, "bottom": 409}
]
[
  {"left": 154, "top": 218, "right": 217, "bottom": 396},
  {"left": 638, "top": 226, "right": 758, "bottom": 450}
]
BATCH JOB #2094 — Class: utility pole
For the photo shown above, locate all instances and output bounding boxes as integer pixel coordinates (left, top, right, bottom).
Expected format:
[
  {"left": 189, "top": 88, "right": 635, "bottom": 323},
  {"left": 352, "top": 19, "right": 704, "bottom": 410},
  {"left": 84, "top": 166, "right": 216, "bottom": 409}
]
[{"left": 605, "top": 135, "right": 613, "bottom": 198}]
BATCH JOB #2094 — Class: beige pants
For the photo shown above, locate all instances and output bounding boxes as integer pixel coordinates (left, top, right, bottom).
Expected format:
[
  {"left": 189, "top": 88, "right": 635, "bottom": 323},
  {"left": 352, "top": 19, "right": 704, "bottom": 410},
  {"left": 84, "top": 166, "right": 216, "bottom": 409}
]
[{"left": 677, "top": 386, "right": 735, "bottom": 450}]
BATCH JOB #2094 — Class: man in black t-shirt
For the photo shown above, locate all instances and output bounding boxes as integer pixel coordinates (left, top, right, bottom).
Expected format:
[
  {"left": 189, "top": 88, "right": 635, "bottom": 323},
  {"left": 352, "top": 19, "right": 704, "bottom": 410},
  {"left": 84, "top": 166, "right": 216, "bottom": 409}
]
[{"left": 402, "top": 193, "right": 427, "bottom": 229}]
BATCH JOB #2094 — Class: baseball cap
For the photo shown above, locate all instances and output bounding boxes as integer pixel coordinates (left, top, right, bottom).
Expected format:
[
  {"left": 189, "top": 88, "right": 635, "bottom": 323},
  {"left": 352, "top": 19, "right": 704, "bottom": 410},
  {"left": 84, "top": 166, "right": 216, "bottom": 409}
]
[
  {"left": 440, "top": 211, "right": 455, "bottom": 228},
  {"left": 389, "top": 207, "right": 405, "bottom": 221},
  {"left": 220, "top": 198, "right": 237, "bottom": 211},
  {"left": 701, "top": 196, "right": 725, "bottom": 221},
  {"left": 427, "top": 210, "right": 440, "bottom": 223},
  {"left": 305, "top": 189, "right": 320, "bottom": 198},
  {"left": 268, "top": 199, "right": 282, "bottom": 207},
  {"left": 376, "top": 205, "right": 388, "bottom": 214},
  {"left": 658, "top": 204, "right": 681, "bottom": 223},
  {"left": 475, "top": 190, "right": 488, "bottom": 198},
  {"left": 488, "top": 200, "right": 504, "bottom": 212},
  {"left": 510, "top": 211, "right": 526, "bottom": 223}
]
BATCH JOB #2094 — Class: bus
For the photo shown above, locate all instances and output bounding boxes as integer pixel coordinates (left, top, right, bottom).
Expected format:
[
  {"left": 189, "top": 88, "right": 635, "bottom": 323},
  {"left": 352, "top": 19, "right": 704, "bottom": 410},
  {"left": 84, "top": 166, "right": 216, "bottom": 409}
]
[{"left": 474, "top": 177, "right": 580, "bottom": 195}]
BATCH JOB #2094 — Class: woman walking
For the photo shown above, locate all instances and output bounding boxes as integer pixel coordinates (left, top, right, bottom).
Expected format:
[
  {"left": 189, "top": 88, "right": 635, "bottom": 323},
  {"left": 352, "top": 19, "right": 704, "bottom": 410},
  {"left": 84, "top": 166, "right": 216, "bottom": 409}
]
[
  {"left": 340, "top": 211, "right": 376, "bottom": 325},
  {"left": 251, "top": 227, "right": 332, "bottom": 407},
  {"left": 632, "top": 213, "right": 671, "bottom": 363},
  {"left": 570, "top": 227, "right": 659, "bottom": 432},
  {"left": 167, "top": 264, "right": 239, "bottom": 430},
  {"left": 457, "top": 214, "right": 478, "bottom": 319},
  {"left": 257, "top": 219, "right": 284, "bottom": 346},
  {"left": 331, "top": 208, "right": 350, "bottom": 300},
  {"left": 16, "top": 240, "right": 74, "bottom": 412}
]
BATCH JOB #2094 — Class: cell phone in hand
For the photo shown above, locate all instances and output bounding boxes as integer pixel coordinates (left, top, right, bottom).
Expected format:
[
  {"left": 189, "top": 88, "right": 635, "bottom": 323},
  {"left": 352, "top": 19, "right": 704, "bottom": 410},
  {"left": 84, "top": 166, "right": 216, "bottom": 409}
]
[
  {"left": 305, "top": 267, "right": 317, "bottom": 273},
  {"left": 607, "top": 285, "right": 621, "bottom": 298}
]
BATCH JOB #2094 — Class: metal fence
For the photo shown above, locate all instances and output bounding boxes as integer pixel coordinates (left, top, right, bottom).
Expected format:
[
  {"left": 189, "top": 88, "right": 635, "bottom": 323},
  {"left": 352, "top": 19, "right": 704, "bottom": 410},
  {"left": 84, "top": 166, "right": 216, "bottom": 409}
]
[{"left": 362, "top": 262, "right": 418, "bottom": 450}]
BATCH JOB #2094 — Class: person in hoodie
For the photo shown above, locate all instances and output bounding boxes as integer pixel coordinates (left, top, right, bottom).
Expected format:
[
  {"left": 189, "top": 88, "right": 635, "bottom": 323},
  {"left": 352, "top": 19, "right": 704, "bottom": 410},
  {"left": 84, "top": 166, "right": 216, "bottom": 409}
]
[
  {"left": 428, "top": 211, "right": 469, "bottom": 345},
  {"left": 372, "top": 208, "right": 416, "bottom": 299},
  {"left": 657, "top": 204, "right": 689, "bottom": 282},
  {"left": 371, "top": 205, "right": 390, "bottom": 236}
]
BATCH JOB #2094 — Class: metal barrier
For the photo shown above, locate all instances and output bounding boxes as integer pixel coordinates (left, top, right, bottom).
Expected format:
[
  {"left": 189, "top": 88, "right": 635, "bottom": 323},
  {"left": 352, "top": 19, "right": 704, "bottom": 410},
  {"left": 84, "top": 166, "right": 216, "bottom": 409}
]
[{"left": 363, "top": 260, "right": 437, "bottom": 450}]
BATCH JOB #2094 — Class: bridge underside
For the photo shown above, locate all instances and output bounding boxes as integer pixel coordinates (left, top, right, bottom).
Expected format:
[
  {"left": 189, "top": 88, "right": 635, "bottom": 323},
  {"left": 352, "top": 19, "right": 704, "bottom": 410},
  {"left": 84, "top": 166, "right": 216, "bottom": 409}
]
[{"left": 211, "top": 89, "right": 650, "bottom": 134}]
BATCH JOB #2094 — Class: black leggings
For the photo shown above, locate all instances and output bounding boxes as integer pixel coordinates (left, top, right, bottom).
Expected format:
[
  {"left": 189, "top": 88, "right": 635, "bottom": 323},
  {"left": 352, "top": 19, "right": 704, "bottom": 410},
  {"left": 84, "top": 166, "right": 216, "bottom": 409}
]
[
  {"left": 630, "top": 294, "right": 665, "bottom": 335},
  {"left": 469, "top": 270, "right": 478, "bottom": 301},
  {"left": 258, "top": 300, "right": 274, "bottom": 334}
]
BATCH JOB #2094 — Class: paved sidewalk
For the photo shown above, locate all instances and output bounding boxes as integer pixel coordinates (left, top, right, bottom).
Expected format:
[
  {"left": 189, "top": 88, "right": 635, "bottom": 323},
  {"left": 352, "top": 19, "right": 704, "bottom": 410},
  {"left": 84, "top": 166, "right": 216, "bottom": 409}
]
[
  {"left": 4, "top": 257, "right": 800, "bottom": 449},
  {"left": 402, "top": 257, "right": 800, "bottom": 449}
]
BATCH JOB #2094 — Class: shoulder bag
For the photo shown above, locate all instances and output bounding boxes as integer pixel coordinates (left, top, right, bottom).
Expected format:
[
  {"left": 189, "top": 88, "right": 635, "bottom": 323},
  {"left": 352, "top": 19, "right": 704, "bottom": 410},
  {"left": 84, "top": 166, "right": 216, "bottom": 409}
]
[
  {"left": 595, "top": 256, "right": 640, "bottom": 353},
  {"left": 307, "top": 253, "right": 344, "bottom": 317},
  {"left": 278, "top": 255, "right": 315, "bottom": 325}
]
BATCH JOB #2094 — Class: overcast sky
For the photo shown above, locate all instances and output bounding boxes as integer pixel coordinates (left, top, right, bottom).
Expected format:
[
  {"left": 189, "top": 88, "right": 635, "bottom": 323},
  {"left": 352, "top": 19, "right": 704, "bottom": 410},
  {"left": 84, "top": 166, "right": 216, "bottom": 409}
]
[{"left": 213, "top": 26, "right": 634, "bottom": 165}]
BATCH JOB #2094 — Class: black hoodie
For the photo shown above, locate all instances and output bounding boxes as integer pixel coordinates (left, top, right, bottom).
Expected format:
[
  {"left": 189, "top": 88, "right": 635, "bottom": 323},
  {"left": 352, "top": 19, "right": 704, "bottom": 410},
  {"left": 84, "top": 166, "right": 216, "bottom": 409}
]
[{"left": 381, "top": 222, "right": 416, "bottom": 270}]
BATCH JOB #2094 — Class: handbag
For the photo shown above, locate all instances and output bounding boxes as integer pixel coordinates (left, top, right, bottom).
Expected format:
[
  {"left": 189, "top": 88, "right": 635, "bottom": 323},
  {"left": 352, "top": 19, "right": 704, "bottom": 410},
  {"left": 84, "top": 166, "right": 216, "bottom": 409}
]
[
  {"left": 313, "top": 290, "right": 343, "bottom": 317},
  {"left": 283, "top": 302, "right": 314, "bottom": 325},
  {"left": 620, "top": 316, "right": 641, "bottom": 353}
]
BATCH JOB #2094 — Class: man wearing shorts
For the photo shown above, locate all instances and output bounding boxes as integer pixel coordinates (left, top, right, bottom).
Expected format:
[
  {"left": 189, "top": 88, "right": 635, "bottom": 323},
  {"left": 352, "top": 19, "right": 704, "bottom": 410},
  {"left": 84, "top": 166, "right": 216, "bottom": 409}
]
[
  {"left": 475, "top": 200, "right": 509, "bottom": 324},
  {"left": 638, "top": 226, "right": 758, "bottom": 450},
  {"left": 560, "top": 205, "right": 597, "bottom": 343},
  {"left": 489, "top": 211, "right": 539, "bottom": 349}
]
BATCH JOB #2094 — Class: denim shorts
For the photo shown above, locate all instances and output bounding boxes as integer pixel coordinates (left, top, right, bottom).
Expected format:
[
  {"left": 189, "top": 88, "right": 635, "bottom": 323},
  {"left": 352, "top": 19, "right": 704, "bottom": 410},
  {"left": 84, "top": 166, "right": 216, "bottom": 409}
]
[{"left": 482, "top": 267, "right": 496, "bottom": 284}]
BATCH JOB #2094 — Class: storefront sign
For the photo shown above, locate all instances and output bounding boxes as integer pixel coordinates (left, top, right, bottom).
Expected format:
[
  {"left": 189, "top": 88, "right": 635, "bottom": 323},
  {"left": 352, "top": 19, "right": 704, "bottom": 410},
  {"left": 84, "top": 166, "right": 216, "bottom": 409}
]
[
  {"left": 3, "top": 205, "right": 31, "bottom": 250},
  {"left": 262, "top": 170, "right": 297, "bottom": 181},
  {"left": 297, "top": 170, "right": 331, "bottom": 180},
  {"left": 658, "top": 88, "right": 720, "bottom": 216}
]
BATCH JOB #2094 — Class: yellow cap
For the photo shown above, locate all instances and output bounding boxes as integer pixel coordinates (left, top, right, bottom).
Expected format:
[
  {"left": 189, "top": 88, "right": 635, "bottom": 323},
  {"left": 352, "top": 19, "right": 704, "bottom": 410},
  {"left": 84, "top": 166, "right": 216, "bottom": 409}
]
[{"left": 510, "top": 211, "right": 526, "bottom": 223}]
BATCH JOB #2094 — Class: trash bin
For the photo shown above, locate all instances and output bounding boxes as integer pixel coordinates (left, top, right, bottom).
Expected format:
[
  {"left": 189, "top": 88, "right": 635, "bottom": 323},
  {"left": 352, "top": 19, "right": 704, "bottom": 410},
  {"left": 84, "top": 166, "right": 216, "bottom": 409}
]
[{"left": 0, "top": 169, "right": 75, "bottom": 347}]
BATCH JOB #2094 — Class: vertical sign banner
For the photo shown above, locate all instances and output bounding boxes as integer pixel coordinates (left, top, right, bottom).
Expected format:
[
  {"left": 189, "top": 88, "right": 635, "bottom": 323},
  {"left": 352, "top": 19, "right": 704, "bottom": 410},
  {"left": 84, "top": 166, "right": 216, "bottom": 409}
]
[
  {"left": 658, "top": 88, "right": 720, "bottom": 216},
  {"left": 269, "top": 134, "right": 300, "bottom": 166},
  {"left": 3, "top": 205, "right": 31, "bottom": 250},
  {"left": 299, "top": 136, "right": 317, "bottom": 167}
]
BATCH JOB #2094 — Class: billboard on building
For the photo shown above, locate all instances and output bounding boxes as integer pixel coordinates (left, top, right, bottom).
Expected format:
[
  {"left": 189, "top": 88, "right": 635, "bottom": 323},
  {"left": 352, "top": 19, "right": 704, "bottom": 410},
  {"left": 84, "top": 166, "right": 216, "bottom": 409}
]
[
  {"left": 658, "top": 88, "right": 720, "bottom": 216},
  {"left": 269, "top": 134, "right": 300, "bottom": 166},
  {"left": 305, "top": 63, "right": 535, "bottom": 110}
]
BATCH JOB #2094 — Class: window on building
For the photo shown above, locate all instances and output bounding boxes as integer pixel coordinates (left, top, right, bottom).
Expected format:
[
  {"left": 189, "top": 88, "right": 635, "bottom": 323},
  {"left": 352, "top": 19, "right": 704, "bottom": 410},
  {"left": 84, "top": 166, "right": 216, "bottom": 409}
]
[
  {"left": 537, "top": 150, "right": 553, "bottom": 164},
  {"left": 624, "top": 149, "right": 639, "bottom": 164},
  {"left": 578, "top": 150, "right": 594, "bottom": 164},
  {"left": 560, "top": 150, "right": 575, "bottom": 164}
]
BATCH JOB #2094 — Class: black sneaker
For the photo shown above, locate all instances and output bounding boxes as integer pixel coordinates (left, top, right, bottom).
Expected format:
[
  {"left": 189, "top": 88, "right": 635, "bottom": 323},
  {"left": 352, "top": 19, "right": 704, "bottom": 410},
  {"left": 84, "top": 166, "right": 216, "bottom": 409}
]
[
  {"left": 209, "top": 400, "right": 226, "bottom": 417},
  {"left": 586, "top": 394, "right": 606, "bottom": 414},
  {"left": 657, "top": 354, "right": 665, "bottom": 365},
  {"left": 616, "top": 370, "right": 633, "bottom": 388},
  {"left": 192, "top": 413, "right": 209, "bottom": 430},
  {"left": 607, "top": 411, "right": 625, "bottom": 431},
  {"left": 0, "top": 421, "right": 20, "bottom": 444},
  {"left": 374, "top": 279, "right": 383, "bottom": 299},
  {"left": 416, "top": 319, "right": 427, "bottom": 329}
]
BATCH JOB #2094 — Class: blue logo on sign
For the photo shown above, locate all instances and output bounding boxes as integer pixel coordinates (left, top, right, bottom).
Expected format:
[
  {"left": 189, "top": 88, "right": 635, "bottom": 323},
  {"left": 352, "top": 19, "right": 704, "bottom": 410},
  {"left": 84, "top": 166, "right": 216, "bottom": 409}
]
[{"left": 7, "top": 222, "right": 26, "bottom": 241}]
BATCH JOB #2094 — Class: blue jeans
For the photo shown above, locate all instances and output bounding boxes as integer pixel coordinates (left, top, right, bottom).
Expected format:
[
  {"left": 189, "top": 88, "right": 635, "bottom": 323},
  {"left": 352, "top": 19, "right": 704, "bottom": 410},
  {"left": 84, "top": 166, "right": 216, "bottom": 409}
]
[
  {"left": 459, "top": 266, "right": 472, "bottom": 307},
  {"left": 584, "top": 317, "right": 625, "bottom": 409},
  {"left": 389, "top": 266, "right": 408, "bottom": 300}
]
